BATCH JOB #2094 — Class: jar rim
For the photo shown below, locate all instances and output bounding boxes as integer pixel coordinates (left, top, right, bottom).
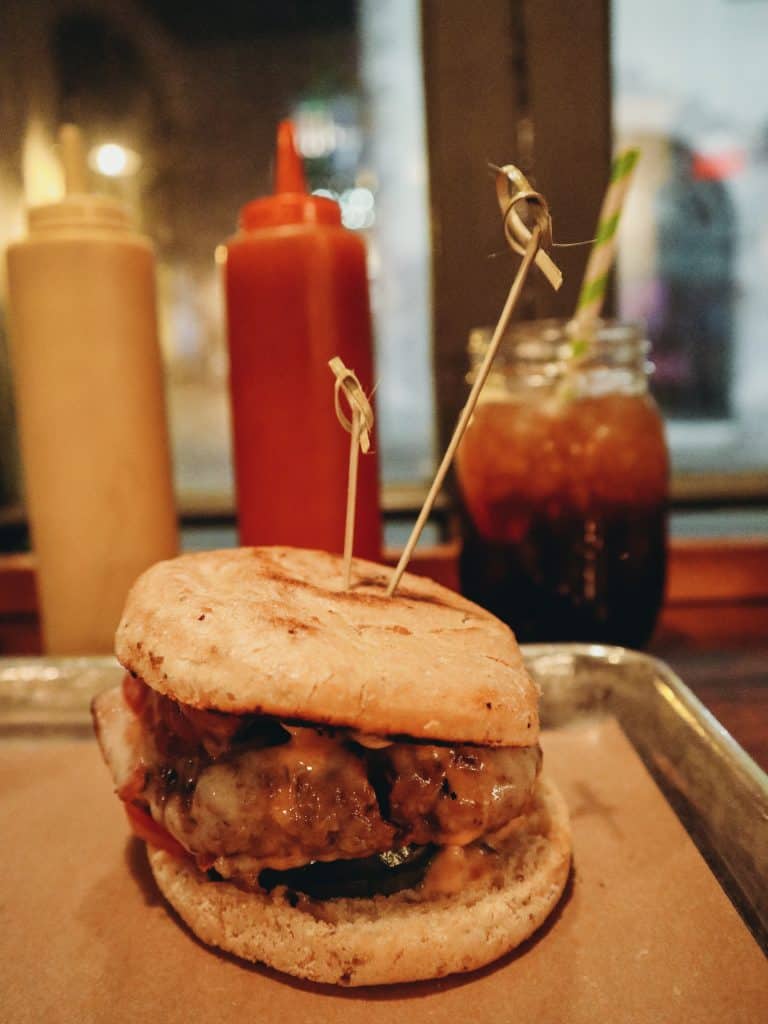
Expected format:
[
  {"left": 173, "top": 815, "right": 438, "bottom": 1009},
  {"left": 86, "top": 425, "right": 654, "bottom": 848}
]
[{"left": 468, "top": 317, "right": 649, "bottom": 366}]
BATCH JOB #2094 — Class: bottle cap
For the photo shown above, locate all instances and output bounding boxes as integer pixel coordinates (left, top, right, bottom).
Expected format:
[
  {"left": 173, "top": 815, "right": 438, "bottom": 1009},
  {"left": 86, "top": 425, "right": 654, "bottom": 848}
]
[
  {"left": 26, "top": 124, "right": 133, "bottom": 233},
  {"left": 239, "top": 120, "right": 341, "bottom": 230},
  {"left": 29, "top": 195, "right": 132, "bottom": 232}
]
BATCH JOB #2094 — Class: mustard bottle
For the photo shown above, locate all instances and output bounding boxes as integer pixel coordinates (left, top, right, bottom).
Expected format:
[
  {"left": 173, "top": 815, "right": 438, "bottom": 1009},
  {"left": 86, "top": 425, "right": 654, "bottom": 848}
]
[{"left": 5, "top": 125, "right": 177, "bottom": 653}]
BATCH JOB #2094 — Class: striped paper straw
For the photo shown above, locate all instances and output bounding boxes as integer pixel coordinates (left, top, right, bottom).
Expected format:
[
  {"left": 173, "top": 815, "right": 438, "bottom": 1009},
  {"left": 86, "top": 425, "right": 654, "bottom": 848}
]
[{"left": 571, "top": 147, "right": 640, "bottom": 340}]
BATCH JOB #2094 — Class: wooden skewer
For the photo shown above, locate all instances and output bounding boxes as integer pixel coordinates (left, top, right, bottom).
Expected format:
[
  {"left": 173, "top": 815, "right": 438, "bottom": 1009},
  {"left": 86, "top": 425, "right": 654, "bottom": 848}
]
[
  {"left": 387, "top": 224, "right": 545, "bottom": 597},
  {"left": 328, "top": 357, "right": 374, "bottom": 591},
  {"left": 343, "top": 412, "right": 362, "bottom": 590}
]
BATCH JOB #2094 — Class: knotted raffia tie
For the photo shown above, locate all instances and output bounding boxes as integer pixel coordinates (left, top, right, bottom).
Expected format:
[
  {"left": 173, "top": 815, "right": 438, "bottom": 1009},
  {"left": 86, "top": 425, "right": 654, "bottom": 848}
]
[
  {"left": 329, "top": 357, "right": 374, "bottom": 454},
  {"left": 328, "top": 357, "right": 375, "bottom": 589},
  {"left": 493, "top": 163, "right": 563, "bottom": 290}
]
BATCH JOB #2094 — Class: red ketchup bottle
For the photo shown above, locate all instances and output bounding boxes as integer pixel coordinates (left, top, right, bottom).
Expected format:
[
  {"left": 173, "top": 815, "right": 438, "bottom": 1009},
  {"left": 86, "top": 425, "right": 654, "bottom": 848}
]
[{"left": 223, "top": 121, "right": 381, "bottom": 559}]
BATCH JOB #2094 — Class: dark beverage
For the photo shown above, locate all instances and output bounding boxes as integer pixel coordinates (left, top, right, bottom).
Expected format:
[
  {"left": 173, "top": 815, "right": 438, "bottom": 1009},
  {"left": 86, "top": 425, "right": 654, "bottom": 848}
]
[
  {"left": 459, "top": 502, "right": 666, "bottom": 648},
  {"left": 456, "top": 382, "right": 669, "bottom": 648}
]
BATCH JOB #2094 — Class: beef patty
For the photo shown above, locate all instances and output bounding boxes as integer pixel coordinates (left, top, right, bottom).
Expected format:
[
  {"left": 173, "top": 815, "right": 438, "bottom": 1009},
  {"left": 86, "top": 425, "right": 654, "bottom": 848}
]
[{"left": 95, "top": 676, "right": 542, "bottom": 890}]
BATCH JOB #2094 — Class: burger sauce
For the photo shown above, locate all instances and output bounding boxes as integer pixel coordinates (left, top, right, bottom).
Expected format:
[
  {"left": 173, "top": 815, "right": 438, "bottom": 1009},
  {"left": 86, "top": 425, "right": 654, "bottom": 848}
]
[{"left": 222, "top": 121, "right": 381, "bottom": 557}]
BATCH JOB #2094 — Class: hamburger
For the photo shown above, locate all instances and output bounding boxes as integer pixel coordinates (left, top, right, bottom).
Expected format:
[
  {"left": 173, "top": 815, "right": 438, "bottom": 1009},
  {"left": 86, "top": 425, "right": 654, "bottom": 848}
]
[{"left": 92, "top": 546, "right": 571, "bottom": 986}]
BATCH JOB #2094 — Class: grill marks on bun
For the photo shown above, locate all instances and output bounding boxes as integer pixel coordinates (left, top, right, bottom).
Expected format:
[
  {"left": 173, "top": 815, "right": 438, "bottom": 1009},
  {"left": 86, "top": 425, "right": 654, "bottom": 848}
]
[{"left": 115, "top": 547, "right": 539, "bottom": 746}]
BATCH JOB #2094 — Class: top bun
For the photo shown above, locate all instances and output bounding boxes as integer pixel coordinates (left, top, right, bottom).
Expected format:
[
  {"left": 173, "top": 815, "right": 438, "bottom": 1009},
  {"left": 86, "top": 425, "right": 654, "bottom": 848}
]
[{"left": 115, "top": 547, "right": 538, "bottom": 746}]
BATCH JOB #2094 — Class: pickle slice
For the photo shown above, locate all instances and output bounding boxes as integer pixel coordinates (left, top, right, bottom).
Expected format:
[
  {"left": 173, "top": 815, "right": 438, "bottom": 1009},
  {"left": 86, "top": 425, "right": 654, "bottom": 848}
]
[{"left": 258, "top": 844, "right": 436, "bottom": 900}]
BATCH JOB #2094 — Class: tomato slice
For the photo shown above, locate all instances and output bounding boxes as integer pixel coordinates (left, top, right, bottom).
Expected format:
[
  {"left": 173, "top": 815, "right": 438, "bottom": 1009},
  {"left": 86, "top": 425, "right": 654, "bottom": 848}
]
[{"left": 124, "top": 802, "right": 188, "bottom": 860}]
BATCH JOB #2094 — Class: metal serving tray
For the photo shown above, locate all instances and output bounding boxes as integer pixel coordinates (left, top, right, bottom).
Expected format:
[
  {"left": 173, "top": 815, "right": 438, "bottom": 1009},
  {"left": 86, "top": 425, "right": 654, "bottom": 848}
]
[{"left": 1, "top": 644, "right": 766, "bottom": 949}]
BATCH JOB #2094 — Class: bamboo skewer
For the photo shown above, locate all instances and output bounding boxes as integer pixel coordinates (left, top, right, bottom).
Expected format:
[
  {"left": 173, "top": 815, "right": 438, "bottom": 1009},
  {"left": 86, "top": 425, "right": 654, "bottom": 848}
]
[
  {"left": 328, "top": 357, "right": 374, "bottom": 590},
  {"left": 387, "top": 165, "right": 563, "bottom": 597}
]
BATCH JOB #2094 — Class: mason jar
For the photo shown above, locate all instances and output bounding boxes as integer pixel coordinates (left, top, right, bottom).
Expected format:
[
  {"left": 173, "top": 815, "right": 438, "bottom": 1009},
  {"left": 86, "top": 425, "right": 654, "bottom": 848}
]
[{"left": 455, "top": 319, "right": 669, "bottom": 648}]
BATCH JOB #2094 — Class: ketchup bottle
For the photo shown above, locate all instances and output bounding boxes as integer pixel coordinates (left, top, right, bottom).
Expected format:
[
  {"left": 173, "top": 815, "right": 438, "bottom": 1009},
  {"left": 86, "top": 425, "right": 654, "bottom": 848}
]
[{"left": 223, "top": 121, "right": 381, "bottom": 559}]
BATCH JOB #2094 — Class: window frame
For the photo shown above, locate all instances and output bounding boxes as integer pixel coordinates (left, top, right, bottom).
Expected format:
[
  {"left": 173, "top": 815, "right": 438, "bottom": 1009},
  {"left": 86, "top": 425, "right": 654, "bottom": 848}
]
[{"left": 420, "top": 0, "right": 767, "bottom": 506}]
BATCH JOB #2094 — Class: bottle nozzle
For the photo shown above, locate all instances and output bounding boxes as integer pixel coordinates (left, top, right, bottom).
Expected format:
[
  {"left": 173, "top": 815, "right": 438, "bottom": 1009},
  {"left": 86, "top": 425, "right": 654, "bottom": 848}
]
[
  {"left": 274, "top": 120, "right": 307, "bottom": 194},
  {"left": 59, "top": 124, "right": 89, "bottom": 196}
]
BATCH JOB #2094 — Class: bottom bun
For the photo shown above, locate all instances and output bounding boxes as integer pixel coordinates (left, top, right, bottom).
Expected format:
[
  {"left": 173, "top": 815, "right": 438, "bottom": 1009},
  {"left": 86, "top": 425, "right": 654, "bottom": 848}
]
[{"left": 148, "top": 774, "right": 572, "bottom": 987}]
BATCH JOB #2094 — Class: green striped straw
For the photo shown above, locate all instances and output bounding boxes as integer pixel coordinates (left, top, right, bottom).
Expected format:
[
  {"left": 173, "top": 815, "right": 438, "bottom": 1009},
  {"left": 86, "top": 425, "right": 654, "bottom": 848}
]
[{"left": 569, "top": 147, "right": 640, "bottom": 355}]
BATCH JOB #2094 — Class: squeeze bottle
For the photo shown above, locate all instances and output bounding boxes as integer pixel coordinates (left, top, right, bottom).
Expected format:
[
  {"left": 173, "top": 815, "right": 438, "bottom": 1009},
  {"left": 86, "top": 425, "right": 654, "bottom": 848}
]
[
  {"left": 5, "top": 125, "right": 178, "bottom": 653},
  {"left": 223, "top": 121, "right": 381, "bottom": 558}
]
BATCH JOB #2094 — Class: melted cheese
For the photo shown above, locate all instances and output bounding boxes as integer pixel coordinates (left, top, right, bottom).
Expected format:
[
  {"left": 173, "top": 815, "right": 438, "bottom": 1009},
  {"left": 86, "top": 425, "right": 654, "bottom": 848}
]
[
  {"left": 420, "top": 844, "right": 501, "bottom": 898},
  {"left": 94, "top": 684, "right": 540, "bottom": 896}
]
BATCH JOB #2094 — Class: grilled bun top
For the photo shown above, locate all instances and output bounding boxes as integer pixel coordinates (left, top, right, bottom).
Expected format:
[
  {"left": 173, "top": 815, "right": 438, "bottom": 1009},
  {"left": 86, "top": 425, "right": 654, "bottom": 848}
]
[{"left": 115, "top": 546, "right": 539, "bottom": 746}]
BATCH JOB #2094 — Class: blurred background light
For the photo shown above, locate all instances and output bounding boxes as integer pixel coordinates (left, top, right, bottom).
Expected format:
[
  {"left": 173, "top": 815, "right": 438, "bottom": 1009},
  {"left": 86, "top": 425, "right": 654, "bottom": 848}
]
[
  {"left": 339, "top": 186, "right": 375, "bottom": 230},
  {"left": 89, "top": 142, "right": 141, "bottom": 177}
]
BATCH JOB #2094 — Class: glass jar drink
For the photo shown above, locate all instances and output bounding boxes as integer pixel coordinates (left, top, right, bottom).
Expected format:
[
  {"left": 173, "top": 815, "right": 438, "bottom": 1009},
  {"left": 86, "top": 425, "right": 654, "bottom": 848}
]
[{"left": 455, "top": 319, "right": 669, "bottom": 648}]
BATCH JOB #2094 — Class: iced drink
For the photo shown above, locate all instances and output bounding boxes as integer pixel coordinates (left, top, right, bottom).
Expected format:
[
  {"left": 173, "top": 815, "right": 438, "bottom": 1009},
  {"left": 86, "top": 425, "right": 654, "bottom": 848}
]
[{"left": 456, "top": 323, "right": 669, "bottom": 648}]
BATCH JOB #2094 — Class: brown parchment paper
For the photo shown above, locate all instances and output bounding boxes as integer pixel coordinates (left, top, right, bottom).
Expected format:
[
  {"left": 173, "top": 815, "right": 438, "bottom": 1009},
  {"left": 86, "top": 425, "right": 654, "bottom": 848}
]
[{"left": 1, "top": 719, "right": 766, "bottom": 1023}]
